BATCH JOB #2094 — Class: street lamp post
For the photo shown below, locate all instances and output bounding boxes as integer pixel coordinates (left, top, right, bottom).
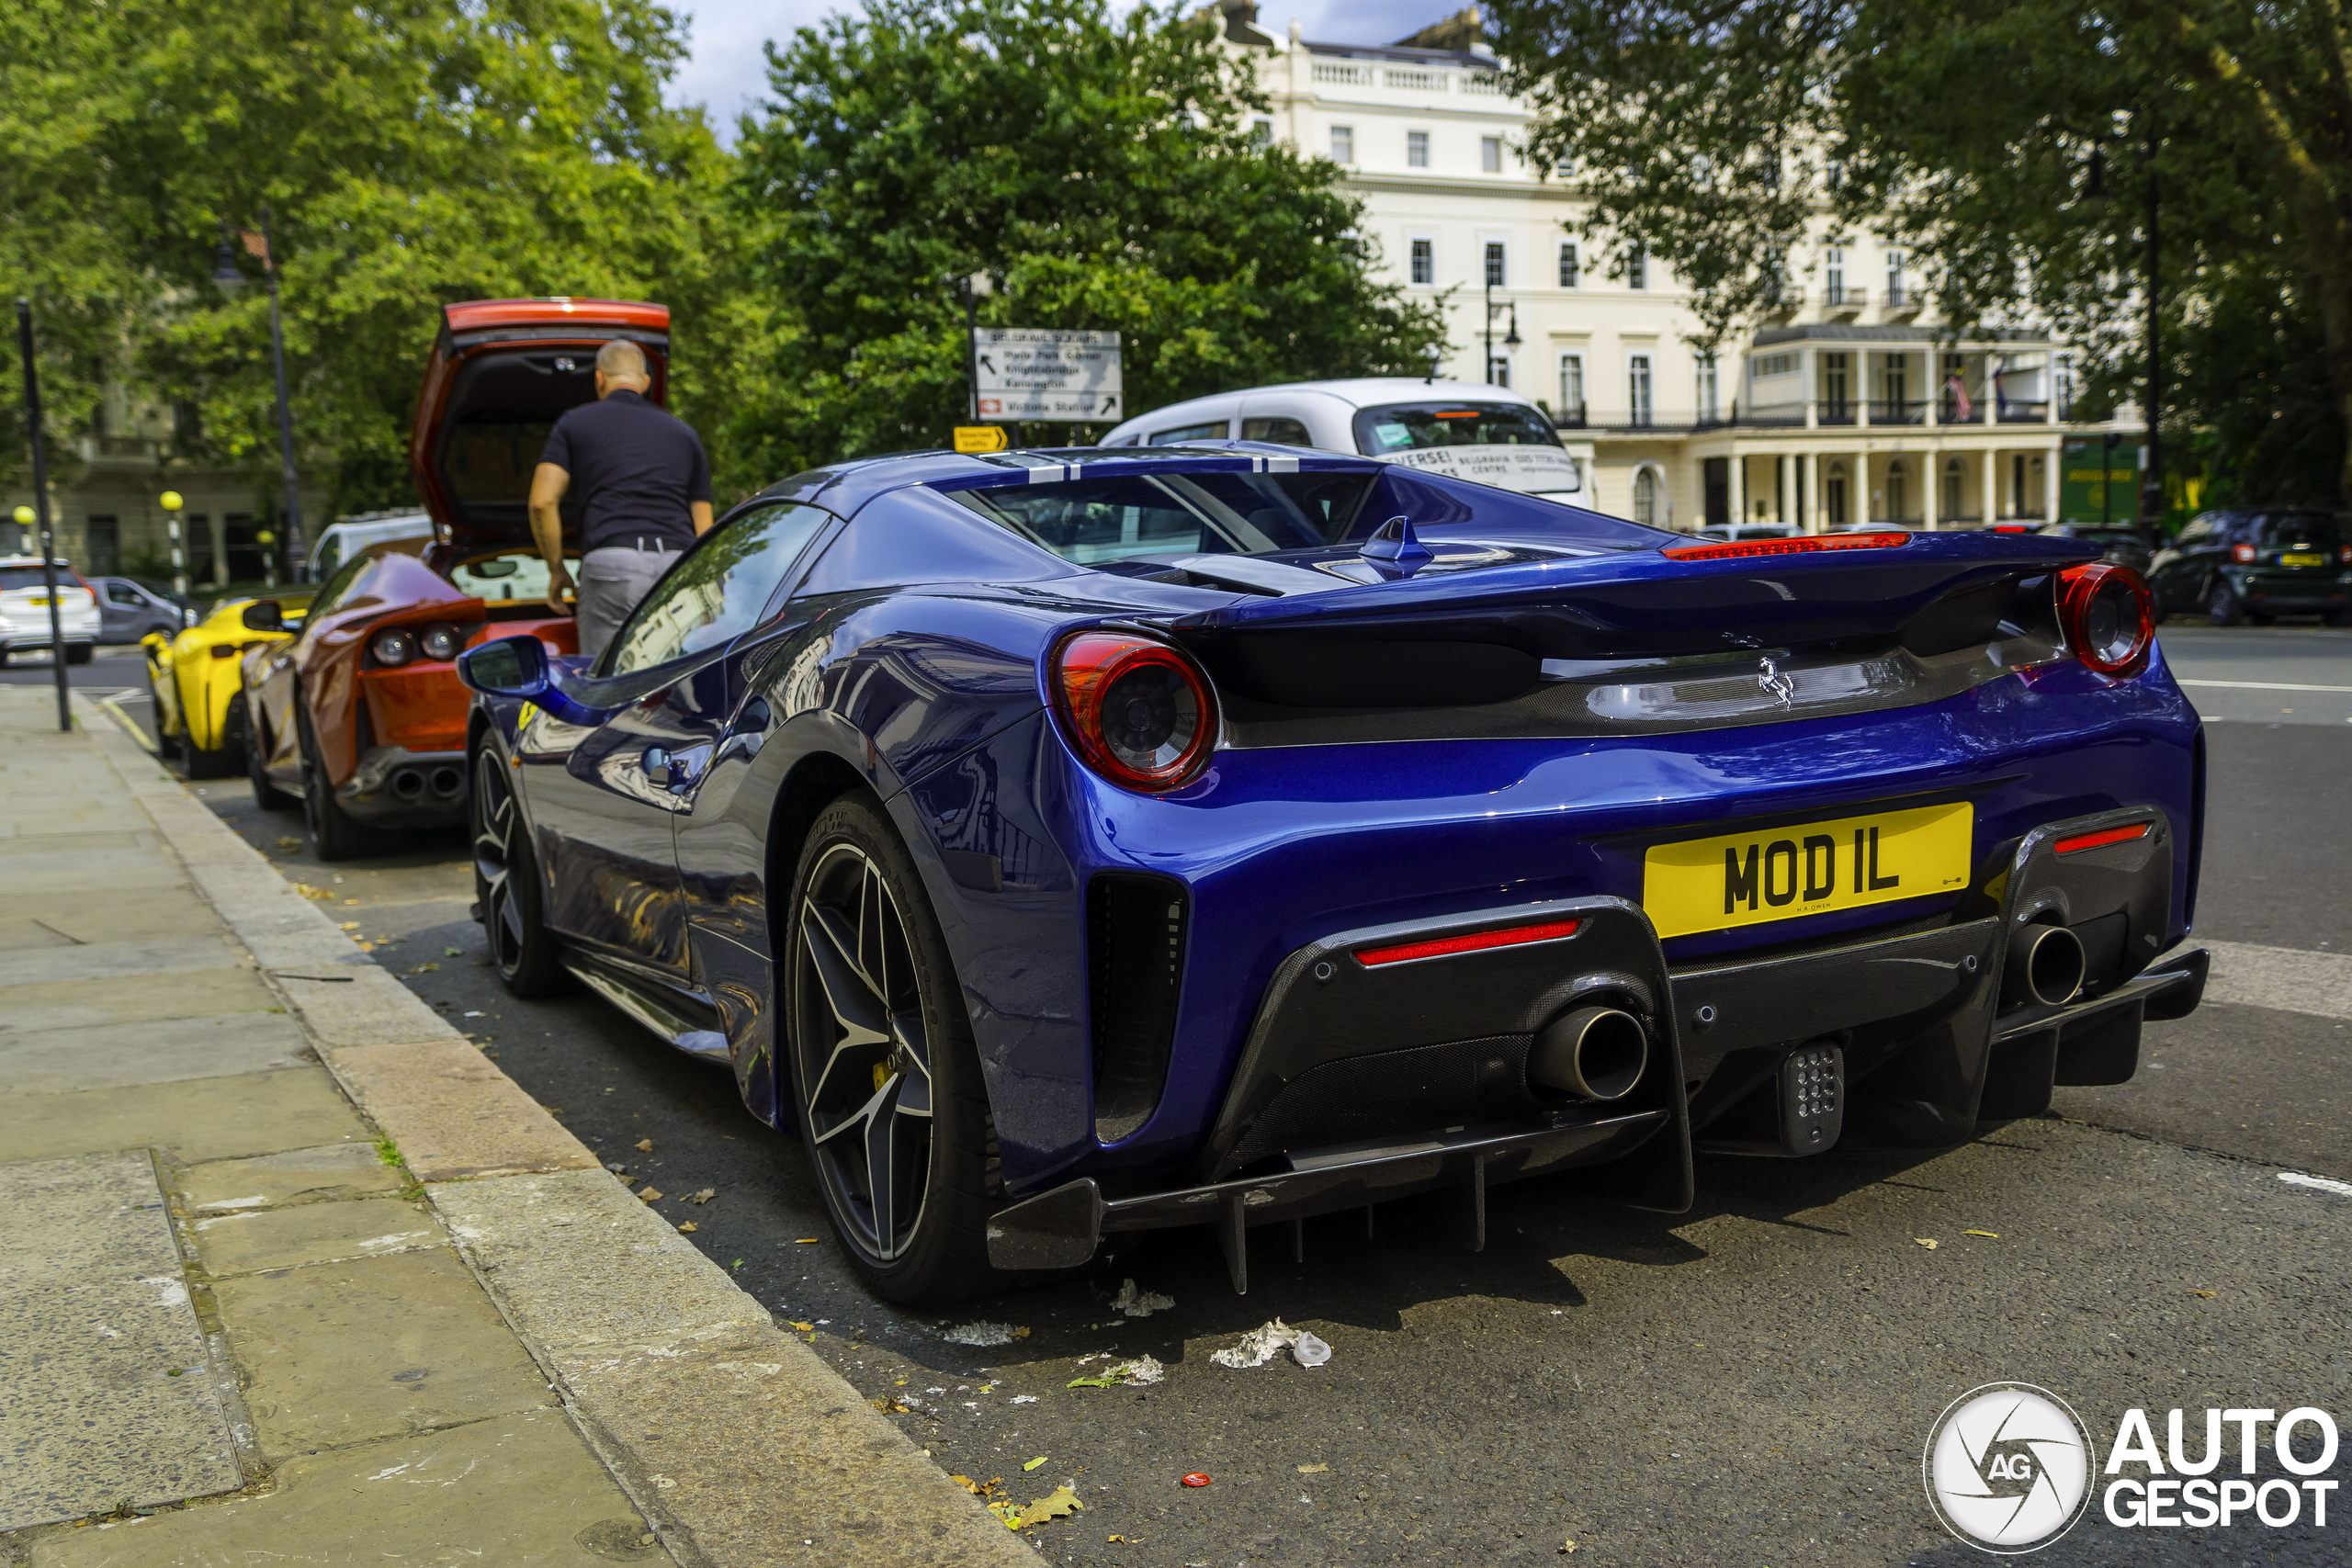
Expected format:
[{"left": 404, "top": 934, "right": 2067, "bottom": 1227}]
[
  {"left": 13, "top": 299, "right": 70, "bottom": 731},
  {"left": 162, "top": 491, "right": 187, "bottom": 598},
  {"left": 2138, "top": 128, "right": 2164, "bottom": 536},
  {"left": 1481, "top": 283, "right": 1521, "bottom": 388},
  {"left": 214, "top": 209, "right": 306, "bottom": 581}
]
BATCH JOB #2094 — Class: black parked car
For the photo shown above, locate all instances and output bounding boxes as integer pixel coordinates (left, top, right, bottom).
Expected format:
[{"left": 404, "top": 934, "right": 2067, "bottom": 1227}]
[
  {"left": 2146, "top": 509, "right": 2352, "bottom": 625},
  {"left": 2038, "top": 523, "right": 2154, "bottom": 575},
  {"left": 90, "top": 576, "right": 195, "bottom": 643}
]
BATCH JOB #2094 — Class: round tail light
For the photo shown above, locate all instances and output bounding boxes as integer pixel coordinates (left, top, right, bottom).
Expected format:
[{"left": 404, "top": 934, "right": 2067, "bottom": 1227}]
[
  {"left": 1051, "top": 630, "right": 1216, "bottom": 793},
  {"left": 419, "top": 624, "right": 464, "bottom": 661},
  {"left": 370, "top": 627, "right": 418, "bottom": 667},
  {"left": 2230, "top": 542, "right": 2256, "bottom": 563},
  {"left": 2058, "top": 562, "right": 2155, "bottom": 676}
]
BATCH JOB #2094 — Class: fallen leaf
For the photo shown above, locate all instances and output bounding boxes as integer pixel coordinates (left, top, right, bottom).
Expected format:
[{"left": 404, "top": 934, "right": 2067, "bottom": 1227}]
[
  {"left": 409, "top": 963, "right": 438, "bottom": 974},
  {"left": 687, "top": 1188, "right": 715, "bottom": 1204},
  {"left": 277, "top": 836, "right": 301, "bottom": 848},
  {"left": 797, "top": 1236, "right": 820, "bottom": 1244},
  {"left": 339, "top": 921, "right": 360, "bottom": 931},
  {"left": 2189, "top": 1289, "right": 2216, "bottom": 1298},
  {"left": 1023, "top": 1456, "right": 1048, "bottom": 1472},
  {"left": 871, "top": 1395, "right": 912, "bottom": 1414},
  {"left": 1296, "top": 1463, "right": 1329, "bottom": 1474},
  {"left": 1107, "top": 1535, "right": 1128, "bottom": 1544},
  {"left": 635, "top": 1138, "right": 654, "bottom": 1152},
  {"left": 1013, "top": 1485, "right": 1082, "bottom": 1529},
  {"left": 1559, "top": 1540, "right": 1577, "bottom": 1554},
  {"left": 639, "top": 1189, "right": 664, "bottom": 1202},
  {"left": 1963, "top": 1230, "right": 1999, "bottom": 1238},
  {"left": 1915, "top": 1237, "right": 1939, "bottom": 1249},
  {"left": 787, "top": 1321, "right": 814, "bottom": 1333},
  {"left": 677, "top": 1221, "right": 697, "bottom": 1233},
  {"left": 443, "top": 946, "right": 461, "bottom": 956}
]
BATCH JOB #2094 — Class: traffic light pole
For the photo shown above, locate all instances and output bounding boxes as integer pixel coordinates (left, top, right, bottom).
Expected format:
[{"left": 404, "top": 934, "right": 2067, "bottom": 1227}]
[{"left": 15, "top": 299, "right": 69, "bottom": 732}]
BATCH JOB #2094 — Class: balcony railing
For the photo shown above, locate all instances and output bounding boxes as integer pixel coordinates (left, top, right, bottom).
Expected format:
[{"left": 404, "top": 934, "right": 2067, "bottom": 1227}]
[
  {"left": 1871, "top": 398, "right": 1927, "bottom": 426},
  {"left": 1815, "top": 400, "right": 1858, "bottom": 426},
  {"left": 1384, "top": 68, "right": 1446, "bottom": 91},
  {"left": 1997, "top": 400, "right": 2052, "bottom": 423},
  {"left": 1311, "top": 62, "right": 1372, "bottom": 85},
  {"left": 1824, "top": 285, "right": 1868, "bottom": 311}
]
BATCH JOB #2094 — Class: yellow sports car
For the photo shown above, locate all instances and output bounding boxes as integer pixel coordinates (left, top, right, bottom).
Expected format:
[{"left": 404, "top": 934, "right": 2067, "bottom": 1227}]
[{"left": 141, "top": 594, "right": 311, "bottom": 778}]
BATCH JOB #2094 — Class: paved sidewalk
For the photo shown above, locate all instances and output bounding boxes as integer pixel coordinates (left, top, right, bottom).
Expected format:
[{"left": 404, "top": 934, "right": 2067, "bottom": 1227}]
[{"left": 0, "top": 690, "right": 1031, "bottom": 1566}]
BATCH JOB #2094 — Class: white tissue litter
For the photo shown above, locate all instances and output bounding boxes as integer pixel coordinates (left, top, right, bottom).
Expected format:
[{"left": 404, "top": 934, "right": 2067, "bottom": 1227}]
[
  {"left": 942, "top": 1320, "right": 1022, "bottom": 1346},
  {"left": 1108, "top": 1279, "right": 1175, "bottom": 1318},
  {"left": 1113, "top": 1354, "right": 1166, "bottom": 1385},
  {"left": 1210, "top": 1318, "right": 1331, "bottom": 1370}
]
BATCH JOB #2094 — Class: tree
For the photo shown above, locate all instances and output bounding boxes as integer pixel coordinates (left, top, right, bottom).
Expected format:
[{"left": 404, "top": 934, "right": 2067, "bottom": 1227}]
[
  {"left": 0, "top": 0, "right": 732, "bottom": 518},
  {"left": 724, "top": 0, "right": 1447, "bottom": 479},
  {"left": 1483, "top": 0, "right": 2352, "bottom": 507}
]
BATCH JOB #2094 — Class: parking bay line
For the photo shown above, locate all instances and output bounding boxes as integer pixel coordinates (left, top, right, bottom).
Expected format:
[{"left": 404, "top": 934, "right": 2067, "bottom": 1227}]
[
  {"left": 2175, "top": 679, "right": 2352, "bottom": 694},
  {"left": 2188, "top": 939, "right": 2352, "bottom": 1021}
]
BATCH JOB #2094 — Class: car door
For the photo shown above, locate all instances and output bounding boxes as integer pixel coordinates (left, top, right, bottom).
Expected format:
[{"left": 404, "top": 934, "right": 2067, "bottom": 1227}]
[
  {"left": 521, "top": 501, "right": 832, "bottom": 983},
  {"left": 96, "top": 581, "right": 141, "bottom": 642}
]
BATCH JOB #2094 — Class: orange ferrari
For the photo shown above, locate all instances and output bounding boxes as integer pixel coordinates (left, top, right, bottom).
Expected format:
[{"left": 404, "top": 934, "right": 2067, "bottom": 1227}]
[{"left": 243, "top": 298, "right": 672, "bottom": 857}]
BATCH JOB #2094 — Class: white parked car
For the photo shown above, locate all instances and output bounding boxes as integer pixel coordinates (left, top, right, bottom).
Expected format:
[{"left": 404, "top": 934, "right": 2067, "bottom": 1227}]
[
  {"left": 0, "top": 556, "right": 100, "bottom": 665},
  {"left": 1099, "top": 378, "right": 1589, "bottom": 501},
  {"left": 1694, "top": 523, "right": 1800, "bottom": 543},
  {"left": 308, "top": 511, "right": 435, "bottom": 580}
]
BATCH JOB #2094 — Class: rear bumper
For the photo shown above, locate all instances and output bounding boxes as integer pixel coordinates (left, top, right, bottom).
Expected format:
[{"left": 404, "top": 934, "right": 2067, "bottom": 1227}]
[
  {"left": 337, "top": 745, "right": 468, "bottom": 828},
  {"left": 988, "top": 806, "right": 2199, "bottom": 1284}
]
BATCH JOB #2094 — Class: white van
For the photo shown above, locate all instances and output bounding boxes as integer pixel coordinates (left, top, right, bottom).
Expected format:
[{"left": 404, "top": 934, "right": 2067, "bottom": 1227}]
[
  {"left": 1099, "top": 378, "right": 1590, "bottom": 500},
  {"left": 308, "top": 511, "right": 435, "bottom": 581}
]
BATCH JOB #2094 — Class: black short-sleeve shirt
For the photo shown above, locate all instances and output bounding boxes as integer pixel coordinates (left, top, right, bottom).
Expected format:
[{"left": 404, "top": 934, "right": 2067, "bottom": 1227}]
[{"left": 539, "top": 389, "right": 712, "bottom": 550}]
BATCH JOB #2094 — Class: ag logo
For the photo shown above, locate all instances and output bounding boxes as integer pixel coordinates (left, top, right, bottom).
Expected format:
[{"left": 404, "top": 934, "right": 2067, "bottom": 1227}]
[{"left": 1924, "top": 1382, "right": 2096, "bottom": 1553}]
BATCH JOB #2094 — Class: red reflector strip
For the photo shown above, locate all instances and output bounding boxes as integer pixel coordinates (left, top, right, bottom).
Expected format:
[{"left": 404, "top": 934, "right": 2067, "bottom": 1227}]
[
  {"left": 2053, "top": 822, "right": 2151, "bottom": 856},
  {"left": 1661, "top": 531, "right": 1913, "bottom": 561},
  {"left": 1353, "top": 918, "right": 1582, "bottom": 967}
]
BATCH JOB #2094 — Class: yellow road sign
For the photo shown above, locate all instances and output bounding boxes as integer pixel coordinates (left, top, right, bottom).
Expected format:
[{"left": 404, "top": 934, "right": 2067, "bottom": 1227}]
[{"left": 953, "top": 425, "right": 1009, "bottom": 454}]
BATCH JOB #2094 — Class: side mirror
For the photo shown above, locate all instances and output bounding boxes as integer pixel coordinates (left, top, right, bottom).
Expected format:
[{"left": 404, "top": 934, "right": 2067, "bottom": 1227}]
[
  {"left": 457, "top": 634, "right": 550, "bottom": 697},
  {"left": 141, "top": 630, "right": 170, "bottom": 653},
  {"left": 241, "top": 600, "right": 284, "bottom": 632}
]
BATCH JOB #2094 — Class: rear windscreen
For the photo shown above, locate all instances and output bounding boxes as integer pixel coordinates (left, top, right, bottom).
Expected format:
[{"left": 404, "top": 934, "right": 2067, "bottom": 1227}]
[
  {"left": 948, "top": 471, "right": 1374, "bottom": 566},
  {"left": 2254, "top": 513, "right": 2342, "bottom": 547},
  {"left": 1353, "top": 402, "right": 1564, "bottom": 456},
  {"left": 0, "top": 568, "right": 62, "bottom": 592}
]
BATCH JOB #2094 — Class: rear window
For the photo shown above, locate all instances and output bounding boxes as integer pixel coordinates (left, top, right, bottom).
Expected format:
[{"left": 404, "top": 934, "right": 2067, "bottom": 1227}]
[
  {"left": 1353, "top": 402, "right": 1562, "bottom": 455},
  {"left": 948, "top": 471, "right": 1374, "bottom": 566},
  {"left": 2253, "top": 513, "right": 2341, "bottom": 547},
  {"left": 0, "top": 568, "right": 66, "bottom": 592}
]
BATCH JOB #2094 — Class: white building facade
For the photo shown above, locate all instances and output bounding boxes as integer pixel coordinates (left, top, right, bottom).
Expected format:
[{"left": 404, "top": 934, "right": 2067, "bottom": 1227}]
[{"left": 1222, "top": 6, "right": 2086, "bottom": 534}]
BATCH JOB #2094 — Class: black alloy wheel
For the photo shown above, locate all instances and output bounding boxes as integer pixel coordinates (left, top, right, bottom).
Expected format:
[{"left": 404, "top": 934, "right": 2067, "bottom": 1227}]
[
  {"left": 2207, "top": 580, "right": 2247, "bottom": 627},
  {"left": 786, "top": 794, "right": 1009, "bottom": 1303},
  {"left": 241, "top": 697, "right": 298, "bottom": 811},
  {"left": 296, "top": 699, "right": 376, "bottom": 862},
  {"left": 470, "top": 743, "right": 570, "bottom": 997}
]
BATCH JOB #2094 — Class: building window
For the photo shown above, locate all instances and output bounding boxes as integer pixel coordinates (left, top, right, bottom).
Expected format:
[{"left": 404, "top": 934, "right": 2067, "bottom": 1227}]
[
  {"left": 1883, "top": 353, "right": 1908, "bottom": 413},
  {"left": 1484, "top": 242, "right": 1506, "bottom": 288},
  {"left": 1695, "top": 355, "right": 1719, "bottom": 423},
  {"left": 1558, "top": 243, "right": 1578, "bottom": 288},
  {"left": 1625, "top": 244, "right": 1647, "bottom": 289},
  {"left": 2012, "top": 455, "right": 2028, "bottom": 517},
  {"left": 1823, "top": 352, "right": 1849, "bottom": 416},
  {"left": 1826, "top": 463, "right": 1848, "bottom": 526},
  {"left": 1943, "top": 458, "right": 1964, "bottom": 519},
  {"left": 1628, "top": 354, "right": 1654, "bottom": 427},
  {"left": 1634, "top": 468, "right": 1659, "bottom": 528},
  {"left": 1885, "top": 250, "right": 1905, "bottom": 307},
  {"left": 1487, "top": 355, "right": 1510, "bottom": 389},
  {"left": 1557, "top": 355, "right": 1586, "bottom": 423},
  {"left": 1481, "top": 136, "right": 1502, "bottom": 173},
  {"left": 1750, "top": 353, "right": 1794, "bottom": 379},
  {"left": 1408, "top": 130, "right": 1430, "bottom": 168},
  {"left": 1885, "top": 459, "right": 1908, "bottom": 523},
  {"left": 1409, "top": 237, "right": 1434, "bottom": 286},
  {"left": 1825, "top": 247, "right": 1845, "bottom": 305},
  {"left": 1330, "top": 126, "right": 1353, "bottom": 164},
  {"left": 2053, "top": 350, "right": 2076, "bottom": 419},
  {"left": 1250, "top": 118, "right": 1273, "bottom": 146},
  {"left": 85, "top": 515, "right": 120, "bottom": 575}
]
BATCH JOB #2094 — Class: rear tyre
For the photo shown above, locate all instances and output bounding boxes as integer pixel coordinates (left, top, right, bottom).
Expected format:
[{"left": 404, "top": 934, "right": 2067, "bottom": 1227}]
[
  {"left": 784, "top": 793, "right": 1013, "bottom": 1304},
  {"left": 2327, "top": 607, "right": 2352, "bottom": 628},
  {"left": 241, "top": 698, "right": 299, "bottom": 810},
  {"left": 64, "top": 643, "right": 91, "bottom": 666},
  {"left": 181, "top": 704, "right": 239, "bottom": 778},
  {"left": 2207, "top": 581, "right": 2247, "bottom": 627},
  {"left": 146, "top": 668, "right": 181, "bottom": 759},
  {"left": 470, "top": 743, "right": 571, "bottom": 998},
  {"left": 297, "top": 700, "right": 378, "bottom": 862}
]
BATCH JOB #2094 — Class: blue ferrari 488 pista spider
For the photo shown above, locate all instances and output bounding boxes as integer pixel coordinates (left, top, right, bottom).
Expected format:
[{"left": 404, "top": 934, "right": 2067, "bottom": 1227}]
[{"left": 457, "top": 443, "right": 2208, "bottom": 1303}]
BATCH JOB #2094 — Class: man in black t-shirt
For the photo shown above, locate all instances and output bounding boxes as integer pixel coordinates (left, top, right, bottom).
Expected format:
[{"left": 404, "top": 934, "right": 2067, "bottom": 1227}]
[{"left": 527, "top": 340, "right": 713, "bottom": 658}]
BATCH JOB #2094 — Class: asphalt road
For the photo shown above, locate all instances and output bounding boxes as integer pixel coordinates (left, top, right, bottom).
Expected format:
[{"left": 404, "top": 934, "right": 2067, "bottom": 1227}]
[{"left": 83, "top": 628, "right": 2352, "bottom": 1567}]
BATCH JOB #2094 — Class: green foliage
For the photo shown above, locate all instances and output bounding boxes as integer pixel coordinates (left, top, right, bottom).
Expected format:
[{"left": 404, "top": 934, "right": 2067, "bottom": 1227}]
[
  {"left": 1484, "top": 0, "right": 2352, "bottom": 502},
  {"left": 2171, "top": 270, "right": 2346, "bottom": 509},
  {"left": 0, "top": 0, "right": 729, "bottom": 517},
  {"left": 723, "top": 0, "right": 1446, "bottom": 479}
]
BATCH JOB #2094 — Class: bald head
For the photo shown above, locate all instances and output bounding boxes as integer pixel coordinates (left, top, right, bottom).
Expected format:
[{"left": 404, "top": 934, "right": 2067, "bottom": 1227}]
[{"left": 594, "top": 340, "right": 649, "bottom": 397}]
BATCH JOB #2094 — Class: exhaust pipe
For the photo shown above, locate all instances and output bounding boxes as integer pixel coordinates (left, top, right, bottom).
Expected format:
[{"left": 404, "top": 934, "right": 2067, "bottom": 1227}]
[
  {"left": 390, "top": 769, "right": 426, "bottom": 803},
  {"left": 1528, "top": 1005, "right": 1648, "bottom": 1101},
  {"left": 2006, "top": 922, "right": 2086, "bottom": 1009},
  {"left": 429, "top": 765, "right": 464, "bottom": 800}
]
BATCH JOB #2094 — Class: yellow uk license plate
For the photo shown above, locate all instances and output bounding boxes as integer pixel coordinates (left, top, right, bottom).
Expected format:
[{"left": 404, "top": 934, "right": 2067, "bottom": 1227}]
[
  {"left": 1642, "top": 802, "right": 1974, "bottom": 940},
  {"left": 2282, "top": 552, "right": 2325, "bottom": 567}
]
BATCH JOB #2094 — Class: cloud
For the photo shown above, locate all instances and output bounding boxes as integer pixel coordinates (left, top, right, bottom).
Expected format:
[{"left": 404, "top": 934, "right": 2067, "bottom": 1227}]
[{"left": 662, "top": 2, "right": 1459, "bottom": 142}]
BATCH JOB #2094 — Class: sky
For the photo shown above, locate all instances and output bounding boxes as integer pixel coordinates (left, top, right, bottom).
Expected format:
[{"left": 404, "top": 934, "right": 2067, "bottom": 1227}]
[{"left": 663, "top": 1, "right": 1450, "bottom": 138}]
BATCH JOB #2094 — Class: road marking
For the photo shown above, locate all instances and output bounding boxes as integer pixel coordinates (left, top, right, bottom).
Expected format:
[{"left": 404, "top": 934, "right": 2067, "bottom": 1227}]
[
  {"left": 2195, "top": 939, "right": 2352, "bottom": 1021},
  {"left": 2176, "top": 679, "right": 2352, "bottom": 694},
  {"left": 2280, "top": 1172, "right": 2352, "bottom": 1198}
]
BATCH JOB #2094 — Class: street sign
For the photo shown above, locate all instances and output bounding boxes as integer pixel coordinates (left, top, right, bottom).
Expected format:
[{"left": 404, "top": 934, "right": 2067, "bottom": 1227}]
[
  {"left": 953, "top": 425, "right": 1009, "bottom": 454},
  {"left": 973, "top": 329, "right": 1122, "bottom": 422}
]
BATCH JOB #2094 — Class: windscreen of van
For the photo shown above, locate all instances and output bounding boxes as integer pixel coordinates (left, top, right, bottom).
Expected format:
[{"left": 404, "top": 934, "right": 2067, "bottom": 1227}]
[{"left": 1353, "top": 402, "right": 1564, "bottom": 456}]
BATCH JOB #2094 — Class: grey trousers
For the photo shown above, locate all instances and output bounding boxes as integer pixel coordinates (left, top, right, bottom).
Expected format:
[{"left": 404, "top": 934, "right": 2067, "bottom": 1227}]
[{"left": 577, "top": 544, "right": 681, "bottom": 660}]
